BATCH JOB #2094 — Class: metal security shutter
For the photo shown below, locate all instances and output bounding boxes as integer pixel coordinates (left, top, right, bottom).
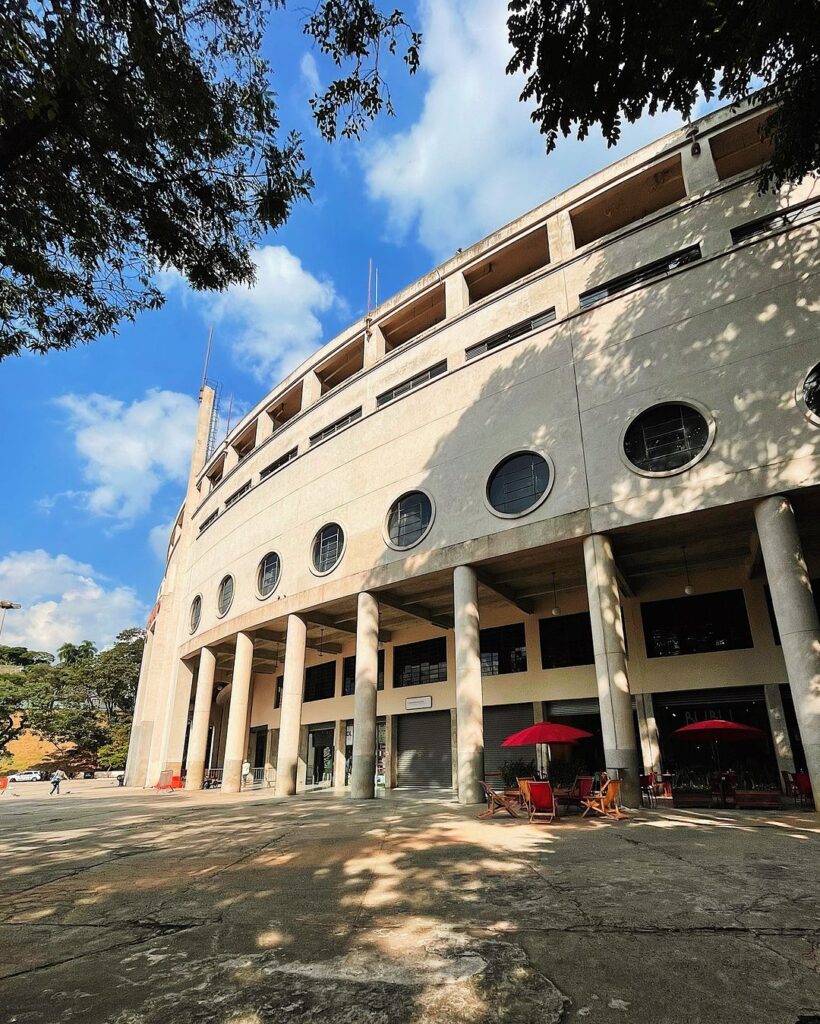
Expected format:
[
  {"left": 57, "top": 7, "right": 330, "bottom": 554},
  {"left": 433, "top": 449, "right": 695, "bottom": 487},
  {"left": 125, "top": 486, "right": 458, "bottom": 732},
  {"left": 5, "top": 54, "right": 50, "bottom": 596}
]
[
  {"left": 397, "top": 710, "right": 452, "bottom": 788},
  {"left": 654, "top": 686, "right": 762, "bottom": 708},
  {"left": 483, "top": 704, "right": 535, "bottom": 781}
]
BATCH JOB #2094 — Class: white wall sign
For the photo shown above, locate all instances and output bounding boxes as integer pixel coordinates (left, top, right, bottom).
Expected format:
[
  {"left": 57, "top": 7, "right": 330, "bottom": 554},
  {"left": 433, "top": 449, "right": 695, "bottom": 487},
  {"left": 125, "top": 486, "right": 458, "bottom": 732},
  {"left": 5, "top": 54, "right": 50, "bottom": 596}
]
[{"left": 405, "top": 695, "right": 433, "bottom": 710}]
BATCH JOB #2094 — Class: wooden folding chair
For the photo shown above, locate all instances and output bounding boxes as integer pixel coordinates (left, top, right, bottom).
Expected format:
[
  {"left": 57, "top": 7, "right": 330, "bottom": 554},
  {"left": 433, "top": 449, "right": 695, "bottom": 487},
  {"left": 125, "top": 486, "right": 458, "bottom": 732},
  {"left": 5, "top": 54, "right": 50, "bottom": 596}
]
[
  {"left": 478, "top": 781, "right": 519, "bottom": 819},
  {"left": 521, "top": 780, "right": 558, "bottom": 824},
  {"left": 581, "top": 779, "right": 628, "bottom": 820}
]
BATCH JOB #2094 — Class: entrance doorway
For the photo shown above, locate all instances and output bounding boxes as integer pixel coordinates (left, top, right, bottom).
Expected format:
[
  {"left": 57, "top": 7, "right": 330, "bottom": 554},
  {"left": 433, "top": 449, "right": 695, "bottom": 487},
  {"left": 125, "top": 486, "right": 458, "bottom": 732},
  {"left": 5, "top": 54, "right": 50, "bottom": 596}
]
[{"left": 306, "top": 726, "right": 334, "bottom": 788}]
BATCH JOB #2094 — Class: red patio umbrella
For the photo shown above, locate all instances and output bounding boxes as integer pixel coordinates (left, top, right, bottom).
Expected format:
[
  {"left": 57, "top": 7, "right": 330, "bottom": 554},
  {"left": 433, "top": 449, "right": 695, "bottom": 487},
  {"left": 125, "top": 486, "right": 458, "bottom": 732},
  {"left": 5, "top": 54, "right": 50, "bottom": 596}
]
[
  {"left": 502, "top": 722, "right": 594, "bottom": 746},
  {"left": 670, "top": 720, "right": 765, "bottom": 742}
]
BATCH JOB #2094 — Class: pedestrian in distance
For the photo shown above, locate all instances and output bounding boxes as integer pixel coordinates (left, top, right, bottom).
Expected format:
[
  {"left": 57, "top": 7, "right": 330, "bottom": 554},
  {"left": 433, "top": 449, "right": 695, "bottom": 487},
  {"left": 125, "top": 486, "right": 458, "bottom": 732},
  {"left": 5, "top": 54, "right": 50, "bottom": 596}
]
[{"left": 49, "top": 769, "right": 66, "bottom": 795}]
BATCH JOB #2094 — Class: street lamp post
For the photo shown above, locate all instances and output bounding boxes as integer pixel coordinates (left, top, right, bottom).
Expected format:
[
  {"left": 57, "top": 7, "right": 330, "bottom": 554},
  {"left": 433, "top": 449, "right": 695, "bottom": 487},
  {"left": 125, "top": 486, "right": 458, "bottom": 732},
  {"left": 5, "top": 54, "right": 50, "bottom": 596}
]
[{"left": 0, "top": 601, "right": 22, "bottom": 641}]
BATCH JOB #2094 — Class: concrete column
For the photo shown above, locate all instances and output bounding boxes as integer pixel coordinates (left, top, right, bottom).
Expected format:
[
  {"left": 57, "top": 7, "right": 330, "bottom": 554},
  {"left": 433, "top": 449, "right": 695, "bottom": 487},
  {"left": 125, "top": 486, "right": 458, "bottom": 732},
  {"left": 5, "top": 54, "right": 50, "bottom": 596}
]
[
  {"left": 445, "top": 272, "right": 470, "bottom": 318},
  {"left": 185, "top": 647, "right": 217, "bottom": 790},
  {"left": 351, "top": 591, "right": 379, "bottom": 799},
  {"left": 364, "top": 324, "right": 386, "bottom": 367},
  {"left": 764, "top": 684, "right": 796, "bottom": 788},
  {"left": 453, "top": 565, "right": 484, "bottom": 804},
  {"left": 584, "top": 534, "right": 641, "bottom": 807},
  {"left": 636, "top": 693, "right": 662, "bottom": 774},
  {"left": 384, "top": 714, "right": 397, "bottom": 789},
  {"left": 222, "top": 632, "right": 255, "bottom": 794},
  {"left": 300, "top": 370, "right": 322, "bottom": 410},
  {"left": 333, "top": 720, "right": 347, "bottom": 790},
  {"left": 161, "top": 657, "right": 196, "bottom": 776},
  {"left": 274, "top": 614, "right": 308, "bottom": 796},
  {"left": 124, "top": 627, "right": 155, "bottom": 787},
  {"left": 755, "top": 495, "right": 820, "bottom": 796}
]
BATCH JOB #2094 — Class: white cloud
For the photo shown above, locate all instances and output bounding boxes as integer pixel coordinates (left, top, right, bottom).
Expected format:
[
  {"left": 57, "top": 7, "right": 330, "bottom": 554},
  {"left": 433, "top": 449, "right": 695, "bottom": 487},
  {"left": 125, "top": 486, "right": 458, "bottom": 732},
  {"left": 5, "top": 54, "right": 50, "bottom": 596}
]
[
  {"left": 363, "top": 0, "right": 688, "bottom": 260},
  {"left": 0, "top": 550, "right": 146, "bottom": 654},
  {"left": 300, "top": 52, "right": 321, "bottom": 94},
  {"left": 148, "top": 519, "right": 175, "bottom": 563},
  {"left": 55, "top": 388, "right": 199, "bottom": 525},
  {"left": 164, "top": 245, "right": 340, "bottom": 382}
]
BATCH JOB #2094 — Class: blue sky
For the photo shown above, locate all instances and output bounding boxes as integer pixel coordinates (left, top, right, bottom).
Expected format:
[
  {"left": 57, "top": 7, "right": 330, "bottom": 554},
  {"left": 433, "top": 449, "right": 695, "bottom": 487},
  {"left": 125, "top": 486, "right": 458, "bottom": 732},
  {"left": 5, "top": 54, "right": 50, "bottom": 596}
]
[{"left": 0, "top": 0, "right": 703, "bottom": 654}]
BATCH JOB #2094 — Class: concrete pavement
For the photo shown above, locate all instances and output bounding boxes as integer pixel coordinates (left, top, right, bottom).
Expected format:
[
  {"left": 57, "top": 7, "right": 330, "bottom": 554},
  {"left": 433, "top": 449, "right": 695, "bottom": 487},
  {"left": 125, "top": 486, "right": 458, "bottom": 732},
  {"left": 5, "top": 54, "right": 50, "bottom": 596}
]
[{"left": 0, "top": 785, "right": 819, "bottom": 1023}]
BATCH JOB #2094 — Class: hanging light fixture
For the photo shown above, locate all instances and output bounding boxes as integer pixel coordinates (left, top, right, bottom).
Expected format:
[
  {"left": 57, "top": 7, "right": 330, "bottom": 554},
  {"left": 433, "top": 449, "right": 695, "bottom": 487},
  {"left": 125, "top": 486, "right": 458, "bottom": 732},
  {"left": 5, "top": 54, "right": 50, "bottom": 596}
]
[
  {"left": 319, "top": 626, "right": 325, "bottom": 658},
  {"left": 550, "top": 571, "right": 561, "bottom": 617},
  {"left": 682, "top": 545, "right": 695, "bottom": 596}
]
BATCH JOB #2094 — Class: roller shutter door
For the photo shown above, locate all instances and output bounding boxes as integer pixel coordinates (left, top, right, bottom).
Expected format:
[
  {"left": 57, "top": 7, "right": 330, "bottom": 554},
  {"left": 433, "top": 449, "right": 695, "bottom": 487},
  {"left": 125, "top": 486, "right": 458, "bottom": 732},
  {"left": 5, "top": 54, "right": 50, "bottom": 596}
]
[
  {"left": 397, "top": 710, "right": 452, "bottom": 788},
  {"left": 483, "top": 703, "right": 536, "bottom": 781}
]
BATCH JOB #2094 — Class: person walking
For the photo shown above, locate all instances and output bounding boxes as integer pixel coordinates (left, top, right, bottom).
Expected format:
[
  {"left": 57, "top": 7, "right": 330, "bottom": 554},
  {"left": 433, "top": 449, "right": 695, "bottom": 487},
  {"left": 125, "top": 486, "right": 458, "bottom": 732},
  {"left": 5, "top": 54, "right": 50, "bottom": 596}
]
[{"left": 49, "top": 769, "right": 66, "bottom": 795}]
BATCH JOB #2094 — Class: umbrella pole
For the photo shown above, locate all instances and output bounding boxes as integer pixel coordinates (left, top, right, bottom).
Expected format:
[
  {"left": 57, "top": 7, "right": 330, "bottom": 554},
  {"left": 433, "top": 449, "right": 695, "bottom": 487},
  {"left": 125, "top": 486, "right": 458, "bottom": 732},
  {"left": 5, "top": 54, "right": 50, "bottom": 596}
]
[{"left": 713, "top": 739, "right": 720, "bottom": 772}]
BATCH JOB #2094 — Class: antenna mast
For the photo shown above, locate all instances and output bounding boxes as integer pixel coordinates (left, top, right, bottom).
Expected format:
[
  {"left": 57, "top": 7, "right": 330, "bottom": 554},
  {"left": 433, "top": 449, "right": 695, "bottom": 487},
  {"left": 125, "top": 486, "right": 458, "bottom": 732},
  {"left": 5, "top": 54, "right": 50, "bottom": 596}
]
[{"left": 201, "top": 325, "right": 214, "bottom": 392}]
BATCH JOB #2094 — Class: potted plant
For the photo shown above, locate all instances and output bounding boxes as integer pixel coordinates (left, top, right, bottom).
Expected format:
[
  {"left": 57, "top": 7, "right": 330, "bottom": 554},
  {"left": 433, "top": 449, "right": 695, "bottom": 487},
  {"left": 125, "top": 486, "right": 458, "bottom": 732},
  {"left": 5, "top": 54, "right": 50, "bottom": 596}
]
[
  {"left": 671, "top": 768, "right": 713, "bottom": 808},
  {"left": 733, "top": 768, "right": 781, "bottom": 809},
  {"left": 501, "top": 758, "right": 536, "bottom": 790}
]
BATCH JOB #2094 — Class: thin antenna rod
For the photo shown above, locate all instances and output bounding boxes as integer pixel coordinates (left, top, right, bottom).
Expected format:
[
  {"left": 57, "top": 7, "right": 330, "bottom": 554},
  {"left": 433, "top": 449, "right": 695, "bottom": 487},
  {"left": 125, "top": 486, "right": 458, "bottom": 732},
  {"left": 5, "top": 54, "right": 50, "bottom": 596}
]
[
  {"left": 374, "top": 267, "right": 379, "bottom": 308},
  {"left": 224, "top": 393, "right": 234, "bottom": 438},
  {"left": 201, "top": 325, "right": 214, "bottom": 390},
  {"left": 367, "top": 258, "right": 373, "bottom": 314}
]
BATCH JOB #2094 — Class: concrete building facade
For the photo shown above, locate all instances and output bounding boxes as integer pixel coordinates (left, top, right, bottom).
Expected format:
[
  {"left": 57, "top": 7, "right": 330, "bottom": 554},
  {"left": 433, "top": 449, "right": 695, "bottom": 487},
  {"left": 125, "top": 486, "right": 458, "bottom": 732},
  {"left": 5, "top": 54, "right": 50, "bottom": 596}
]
[{"left": 126, "top": 101, "right": 820, "bottom": 808}]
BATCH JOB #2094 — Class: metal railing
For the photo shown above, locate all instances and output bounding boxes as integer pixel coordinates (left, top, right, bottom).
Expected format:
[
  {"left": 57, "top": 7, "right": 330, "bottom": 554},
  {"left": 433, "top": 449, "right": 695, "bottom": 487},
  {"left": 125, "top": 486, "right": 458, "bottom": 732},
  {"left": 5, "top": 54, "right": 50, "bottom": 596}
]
[
  {"left": 244, "top": 767, "right": 275, "bottom": 789},
  {"left": 203, "top": 768, "right": 223, "bottom": 789}
]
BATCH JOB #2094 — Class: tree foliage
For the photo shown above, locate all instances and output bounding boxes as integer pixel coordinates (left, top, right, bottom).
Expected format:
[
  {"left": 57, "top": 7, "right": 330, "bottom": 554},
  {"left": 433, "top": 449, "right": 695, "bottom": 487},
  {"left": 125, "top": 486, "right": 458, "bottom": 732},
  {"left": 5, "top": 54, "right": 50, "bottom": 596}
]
[
  {"left": 0, "top": 644, "right": 53, "bottom": 666},
  {"left": 506, "top": 0, "right": 820, "bottom": 190},
  {"left": 0, "top": 0, "right": 420, "bottom": 358}
]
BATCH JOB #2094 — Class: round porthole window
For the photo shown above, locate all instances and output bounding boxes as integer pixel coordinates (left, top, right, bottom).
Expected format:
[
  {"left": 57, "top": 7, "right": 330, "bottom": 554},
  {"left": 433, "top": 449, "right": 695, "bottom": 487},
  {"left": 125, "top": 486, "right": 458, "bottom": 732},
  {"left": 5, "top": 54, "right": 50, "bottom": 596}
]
[
  {"left": 257, "top": 552, "right": 282, "bottom": 597},
  {"left": 312, "top": 523, "right": 345, "bottom": 574},
  {"left": 189, "top": 595, "right": 202, "bottom": 633},
  {"left": 802, "top": 362, "right": 820, "bottom": 423},
  {"left": 486, "top": 451, "right": 552, "bottom": 517},
  {"left": 386, "top": 491, "right": 434, "bottom": 549},
  {"left": 216, "top": 575, "right": 234, "bottom": 617},
  {"left": 622, "top": 401, "right": 713, "bottom": 476}
]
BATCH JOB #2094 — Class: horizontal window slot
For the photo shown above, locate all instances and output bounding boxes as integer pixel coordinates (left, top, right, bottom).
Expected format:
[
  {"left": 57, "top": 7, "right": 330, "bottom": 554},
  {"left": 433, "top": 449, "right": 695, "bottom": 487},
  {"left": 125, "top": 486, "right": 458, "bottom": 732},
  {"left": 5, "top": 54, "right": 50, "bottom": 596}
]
[
  {"left": 376, "top": 361, "right": 447, "bottom": 407},
  {"left": 260, "top": 447, "right": 298, "bottom": 479},
  {"left": 199, "top": 510, "right": 219, "bottom": 533},
  {"left": 309, "top": 408, "right": 362, "bottom": 446},
  {"left": 731, "top": 196, "right": 820, "bottom": 245},
  {"left": 224, "top": 481, "right": 251, "bottom": 508},
  {"left": 466, "top": 307, "right": 556, "bottom": 360},
  {"left": 579, "top": 245, "right": 701, "bottom": 310}
]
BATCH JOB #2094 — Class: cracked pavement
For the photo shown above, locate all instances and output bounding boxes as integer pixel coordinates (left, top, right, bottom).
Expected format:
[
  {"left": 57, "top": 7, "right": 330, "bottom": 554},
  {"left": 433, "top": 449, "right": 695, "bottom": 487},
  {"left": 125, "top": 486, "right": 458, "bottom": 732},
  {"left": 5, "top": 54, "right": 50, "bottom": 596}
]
[{"left": 0, "top": 783, "right": 819, "bottom": 1023}]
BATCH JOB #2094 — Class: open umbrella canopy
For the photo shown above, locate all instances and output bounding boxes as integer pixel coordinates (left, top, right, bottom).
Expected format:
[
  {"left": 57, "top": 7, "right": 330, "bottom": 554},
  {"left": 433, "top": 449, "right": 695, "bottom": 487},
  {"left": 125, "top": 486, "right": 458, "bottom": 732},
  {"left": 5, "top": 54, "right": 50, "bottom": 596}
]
[
  {"left": 671, "top": 719, "right": 766, "bottom": 742},
  {"left": 502, "top": 722, "right": 594, "bottom": 747}
]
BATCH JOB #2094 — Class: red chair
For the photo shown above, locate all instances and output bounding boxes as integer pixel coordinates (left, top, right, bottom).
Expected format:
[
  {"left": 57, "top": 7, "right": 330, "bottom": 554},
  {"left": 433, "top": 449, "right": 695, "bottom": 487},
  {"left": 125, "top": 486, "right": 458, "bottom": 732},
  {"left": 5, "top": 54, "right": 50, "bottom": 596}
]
[
  {"left": 522, "top": 780, "right": 558, "bottom": 824},
  {"left": 794, "top": 772, "right": 814, "bottom": 809},
  {"left": 640, "top": 772, "right": 658, "bottom": 807}
]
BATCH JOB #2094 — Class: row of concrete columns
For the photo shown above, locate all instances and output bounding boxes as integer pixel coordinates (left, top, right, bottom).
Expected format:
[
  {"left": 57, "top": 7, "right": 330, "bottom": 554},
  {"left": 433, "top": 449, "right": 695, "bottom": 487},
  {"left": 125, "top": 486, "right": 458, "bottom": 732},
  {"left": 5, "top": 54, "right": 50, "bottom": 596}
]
[{"left": 179, "top": 495, "right": 820, "bottom": 805}]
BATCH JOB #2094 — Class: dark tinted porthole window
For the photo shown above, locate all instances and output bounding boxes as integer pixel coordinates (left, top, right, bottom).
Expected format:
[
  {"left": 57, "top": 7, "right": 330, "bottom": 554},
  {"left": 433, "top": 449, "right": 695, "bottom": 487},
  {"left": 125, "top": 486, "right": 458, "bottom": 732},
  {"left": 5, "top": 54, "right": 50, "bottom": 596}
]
[
  {"left": 804, "top": 363, "right": 820, "bottom": 419},
  {"left": 190, "top": 595, "right": 202, "bottom": 633},
  {"left": 217, "top": 575, "right": 234, "bottom": 617},
  {"left": 312, "top": 523, "right": 344, "bottom": 574},
  {"left": 623, "top": 402, "right": 711, "bottom": 474},
  {"left": 257, "top": 552, "right": 281, "bottom": 597},
  {"left": 387, "top": 491, "right": 433, "bottom": 548},
  {"left": 486, "top": 451, "right": 550, "bottom": 516}
]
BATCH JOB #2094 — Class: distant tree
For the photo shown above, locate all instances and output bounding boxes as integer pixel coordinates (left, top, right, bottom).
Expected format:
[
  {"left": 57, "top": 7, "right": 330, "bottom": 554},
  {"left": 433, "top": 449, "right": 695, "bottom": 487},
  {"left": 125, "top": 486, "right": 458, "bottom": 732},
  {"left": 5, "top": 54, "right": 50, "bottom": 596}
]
[
  {"left": 0, "top": 672, "right": 29, "bottom": 761},
  {"left": 57, "top": 640, "right": 98, "bottom": 666},
  {"left": 0, "top": 645, "right": 53, "bottom": 666},
  {"left": 0, "top": 1, "right": 420, "bottom": 359},
  {"left": 507, "top": 0, "right": 820, "bottom": 190},
  {"left": 97, "top": 722, "right": 131, "bottom": 771}
]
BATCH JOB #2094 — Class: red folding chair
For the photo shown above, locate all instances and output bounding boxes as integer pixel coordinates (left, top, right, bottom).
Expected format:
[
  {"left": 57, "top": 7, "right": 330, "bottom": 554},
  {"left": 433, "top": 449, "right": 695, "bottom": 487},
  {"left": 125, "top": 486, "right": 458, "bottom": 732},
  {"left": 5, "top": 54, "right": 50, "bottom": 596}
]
[{"left": 522, "top": 780, "right": 558, "bottom": 824}]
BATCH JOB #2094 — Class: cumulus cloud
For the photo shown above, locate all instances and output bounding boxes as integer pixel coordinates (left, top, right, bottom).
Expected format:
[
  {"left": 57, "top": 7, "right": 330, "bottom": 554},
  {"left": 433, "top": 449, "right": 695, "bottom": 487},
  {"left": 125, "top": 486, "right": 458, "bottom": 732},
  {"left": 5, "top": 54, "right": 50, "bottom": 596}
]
[
  {"left": 163, "top": 245, "right": 340, "bottom": 382},
  {"left": 363, "top": 0, "right": 687, "bottom": 260},
  {"left": 55, "top": 388, "right": 199, "bottom": 525},
  {"left": 0, "top": 550, "right": 146, "bottom": 654},
  {"left": 300, "top": 52, "right": 321, "bottom": 95}
]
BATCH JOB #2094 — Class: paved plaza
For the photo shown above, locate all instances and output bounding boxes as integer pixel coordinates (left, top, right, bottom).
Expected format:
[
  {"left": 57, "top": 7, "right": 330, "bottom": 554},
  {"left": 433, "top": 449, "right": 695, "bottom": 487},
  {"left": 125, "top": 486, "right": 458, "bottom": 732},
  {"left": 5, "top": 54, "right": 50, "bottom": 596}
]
[{"left": 0, "top": 783, "right": 819, "bottom": 1023}]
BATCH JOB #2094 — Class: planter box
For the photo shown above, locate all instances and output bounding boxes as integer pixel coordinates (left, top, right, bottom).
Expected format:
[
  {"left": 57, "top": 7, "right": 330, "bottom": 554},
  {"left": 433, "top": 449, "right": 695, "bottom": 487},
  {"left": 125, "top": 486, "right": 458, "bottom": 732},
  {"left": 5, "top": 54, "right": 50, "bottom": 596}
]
[
  {"left": 734, "top": 790, "right": 781, "bottom": 810},
  {"left": 671, "top": 789, "right": 712, "bottom": 808}
]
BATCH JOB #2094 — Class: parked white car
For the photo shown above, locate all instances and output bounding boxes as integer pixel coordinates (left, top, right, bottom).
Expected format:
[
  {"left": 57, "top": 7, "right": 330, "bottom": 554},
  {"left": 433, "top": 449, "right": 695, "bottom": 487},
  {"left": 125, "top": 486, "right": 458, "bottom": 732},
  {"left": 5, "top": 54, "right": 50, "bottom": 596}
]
[{"left": 7, "top": 770, "right": 43, "bottom": 782}]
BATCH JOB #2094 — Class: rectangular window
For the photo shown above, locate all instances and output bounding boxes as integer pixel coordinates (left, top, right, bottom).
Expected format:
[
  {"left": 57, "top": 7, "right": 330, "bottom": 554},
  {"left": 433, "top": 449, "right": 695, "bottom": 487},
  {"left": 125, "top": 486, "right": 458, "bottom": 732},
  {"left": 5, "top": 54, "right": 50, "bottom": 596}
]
[
  {"left": 342, "top": 650, "right": 385, "bottom": 696},
  {"left": 480, "top": 623, "right": 527, "bottom": 676},
  {"left": 393, "top": 637, "right": 448, "bottom": 688},
  {"left": 380, "top": 284, "right": 446, "bottom": 351},
  {"left": 376, "top": 361, "right": 447, "bottom": 407},
  {"left": 465, "top": 228, "right": 550, "bottom": 304},
  {"left": 731, "top": 196, "right": 820, "bottom": 246},
  {"left": 579, "top": 246, "right": 701, "bottom": 310},
  {"left": 466, "top": 308, "right": 556, "bottom": 360},
  {"left": 309, "top": 408, "right": 362, "bottom": 447},
  {"left": 198, "top": 509, "right": 219, "bottom": 533},
  {"left": 261, "top": 447, "right": 298, "bottom": 479},
  {"left": 304, "top": 661, "right": 336, "bottom": 702},
  {"left": 275, "top": 674, "right": 283, "bottom": 708},
  {"left": 224, "top": 481, "right": 251, "bottom": 508},
  {"left": 539, "top": 613, "right": 595, "bottom": 669},
  {"left": 641, "top": 590, "right": 753, "bottom": 658}
]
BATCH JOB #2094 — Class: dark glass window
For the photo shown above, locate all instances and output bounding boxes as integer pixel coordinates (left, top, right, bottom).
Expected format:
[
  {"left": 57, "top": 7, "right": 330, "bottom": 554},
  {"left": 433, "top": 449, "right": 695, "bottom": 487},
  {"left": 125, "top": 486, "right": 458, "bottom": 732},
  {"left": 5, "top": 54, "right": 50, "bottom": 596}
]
[
  {"left": 275, "top": 675, "right": 283, "bottom": 708},
  {"left": 465, "top": 308, "right": 556, "bottom": 360},
  {"left": 376, "top": 361, "right": 447, "bottom": 407},
  {"left": 261, "top": 447, "right": 298, "bottom": 479},
  {"left": 309, "top": 408, "right": 362, "bottom": 446},
  {"left": 217, "top": 575, "right": 234, "bottom": 616},
  {"left": 342, "top": 650, "right": 385, "bottom": 696},
  {"left": 487, "top": 451, "right": 550, "bottom": 515},
  {"left": 312, "top": 523, "right": 344, "bottom": 573},
  {"left": 190, "top": 595, "right": 202, "bottom": 633},
  {"left": 804, "top": 363, "right": 820, "bottom": 418},
  {"left": 393, "top": 637, "right": 448, "bottom": 687},
  {"left": 257, "top": 552, "right": 281, "bottom": 596},
  {"left": 623, "top": 402, "right": 710, "bottom": 474},
  {"left": 304, "top": 661, "right": 336, "bottom": 702},
  {"left": 480, "top": 623, "right": 527, "bottom": 675},
  {"left": 387, "top": 491, "right": 433, "bottom": 548},
  {"left": 539, "top": 613, "right": 595, "bottom": 669},
  {"left": 641, "top": 590, "right": 753, "bottom": 658},
  {"left": 579, "top": 246, "right": 701, "bottom": 309}
]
